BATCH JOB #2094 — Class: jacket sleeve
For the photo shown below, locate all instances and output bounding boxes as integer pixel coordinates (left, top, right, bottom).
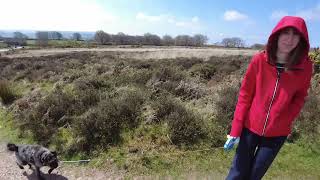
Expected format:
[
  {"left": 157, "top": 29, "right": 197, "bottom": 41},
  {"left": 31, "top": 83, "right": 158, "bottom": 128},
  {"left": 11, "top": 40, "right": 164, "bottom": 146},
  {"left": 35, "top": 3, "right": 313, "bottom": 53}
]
[
  {"left": 289, "top": 62, "right": 313, "bottom": 121},
  {"left": 230, "top": 55, "right": 258, "bottom": 137}
]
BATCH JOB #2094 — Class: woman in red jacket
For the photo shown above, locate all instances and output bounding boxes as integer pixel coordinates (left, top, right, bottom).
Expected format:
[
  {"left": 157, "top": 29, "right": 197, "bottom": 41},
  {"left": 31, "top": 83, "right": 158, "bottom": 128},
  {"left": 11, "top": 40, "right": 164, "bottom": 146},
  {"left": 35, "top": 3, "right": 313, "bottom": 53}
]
[{"left": 225, "top": 16, "right": 313, "bottom": 180}]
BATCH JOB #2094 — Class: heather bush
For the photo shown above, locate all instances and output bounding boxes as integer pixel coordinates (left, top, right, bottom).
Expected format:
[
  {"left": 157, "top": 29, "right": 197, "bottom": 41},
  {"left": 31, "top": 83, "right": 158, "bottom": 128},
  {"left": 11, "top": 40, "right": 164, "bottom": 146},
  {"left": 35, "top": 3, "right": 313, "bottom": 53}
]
[
  {"left": 174, "top": 57, "right": 203, "bottom": 69},
  {"left": 73, "top": 101, "right": 122, "bottom": 153},
  {"left": 73, "top": 88, "right": 145, "bottom": 153},
  {"left": 112, "top": 67, "right": 153, "bottom": 86},
  {"left": 212, "top": 83, "right": 240, "bottom": 144},
  {"left": 173, "top": 80, "right": 206, "bottom": 100},
  {"left": 166, "top": 102, "right": 205, "bottom": 145},
  {"left": 15, "top": 89, "right": 75, "bottom": 145},
  {"left": 147, "top": 66, "right": 187, "bottom": 96},
  {"left": 152, "top": 95, "right": 205, "bottom": 145},
  {"left": 190, "top": 63, "right": 216, "bottom": 80},
  {"left": 293, "top": 91, "right": 320, "bottom": 142},
  {"left": 152, "top": 95, "right": 178, "bottom": 122}
]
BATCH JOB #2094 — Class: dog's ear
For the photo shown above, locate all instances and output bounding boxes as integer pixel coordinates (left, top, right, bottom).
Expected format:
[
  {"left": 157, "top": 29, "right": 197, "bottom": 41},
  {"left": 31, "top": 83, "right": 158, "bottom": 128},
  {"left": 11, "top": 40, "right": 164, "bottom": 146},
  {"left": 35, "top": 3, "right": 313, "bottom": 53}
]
[{"left": 51, "top": 151, "right": 57, "bottom": 156}]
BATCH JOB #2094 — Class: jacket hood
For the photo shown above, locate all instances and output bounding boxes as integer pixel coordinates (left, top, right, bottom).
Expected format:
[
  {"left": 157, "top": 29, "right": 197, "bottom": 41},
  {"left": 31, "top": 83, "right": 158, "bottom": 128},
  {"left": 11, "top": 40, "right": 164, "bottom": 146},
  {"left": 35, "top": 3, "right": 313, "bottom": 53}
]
[{"left": 266, "top": 16, "right": 310, "bottom": 67}]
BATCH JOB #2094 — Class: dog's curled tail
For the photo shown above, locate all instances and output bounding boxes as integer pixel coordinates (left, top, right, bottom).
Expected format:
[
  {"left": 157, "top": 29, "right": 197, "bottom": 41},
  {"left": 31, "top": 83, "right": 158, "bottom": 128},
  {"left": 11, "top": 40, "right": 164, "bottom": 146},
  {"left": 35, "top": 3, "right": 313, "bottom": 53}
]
[{"left": 7, "top": 143, "right": 18, "bottom": 152}]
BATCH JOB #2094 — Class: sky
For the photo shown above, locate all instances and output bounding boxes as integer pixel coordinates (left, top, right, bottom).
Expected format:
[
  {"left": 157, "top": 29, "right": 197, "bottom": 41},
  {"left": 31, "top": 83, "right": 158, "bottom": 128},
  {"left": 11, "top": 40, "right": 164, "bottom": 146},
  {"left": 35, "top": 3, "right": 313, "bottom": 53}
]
[{"left": 0, "top": 0, "right": 319, "bottom": 47}]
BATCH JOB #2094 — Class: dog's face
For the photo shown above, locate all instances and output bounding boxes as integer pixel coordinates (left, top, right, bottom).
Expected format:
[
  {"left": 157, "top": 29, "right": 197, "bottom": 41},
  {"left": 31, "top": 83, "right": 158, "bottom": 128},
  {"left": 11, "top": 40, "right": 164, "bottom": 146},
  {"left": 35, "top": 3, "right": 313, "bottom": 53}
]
[{"left": 41, "top": 151, "right": 58, "bottom": 168}]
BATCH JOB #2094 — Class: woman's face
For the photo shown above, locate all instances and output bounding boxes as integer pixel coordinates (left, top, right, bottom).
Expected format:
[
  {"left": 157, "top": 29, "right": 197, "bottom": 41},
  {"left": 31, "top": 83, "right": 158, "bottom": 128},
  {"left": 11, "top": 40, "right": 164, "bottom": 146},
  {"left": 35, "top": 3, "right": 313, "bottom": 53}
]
[{"left": 277, "top": 28, "right": 300, "bottom": 54}]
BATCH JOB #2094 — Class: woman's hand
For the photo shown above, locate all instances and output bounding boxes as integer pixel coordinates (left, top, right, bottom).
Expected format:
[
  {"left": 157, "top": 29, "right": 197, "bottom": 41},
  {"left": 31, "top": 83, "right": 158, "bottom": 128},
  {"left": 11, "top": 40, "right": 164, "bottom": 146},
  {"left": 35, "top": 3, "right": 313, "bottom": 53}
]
[{"left": 224, "top": 135, "right": 239, "bottom": 150}]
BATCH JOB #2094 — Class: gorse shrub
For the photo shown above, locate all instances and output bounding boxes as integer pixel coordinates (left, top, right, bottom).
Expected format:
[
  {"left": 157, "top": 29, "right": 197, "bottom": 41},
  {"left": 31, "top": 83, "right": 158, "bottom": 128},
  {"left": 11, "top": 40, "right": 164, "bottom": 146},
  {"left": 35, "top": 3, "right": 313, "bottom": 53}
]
[
  {"left": 309, "top": 48, "right": 320, "bottom": 73},
  {"left": 0, "top": 80, "right": 16, "bottom": 105}
]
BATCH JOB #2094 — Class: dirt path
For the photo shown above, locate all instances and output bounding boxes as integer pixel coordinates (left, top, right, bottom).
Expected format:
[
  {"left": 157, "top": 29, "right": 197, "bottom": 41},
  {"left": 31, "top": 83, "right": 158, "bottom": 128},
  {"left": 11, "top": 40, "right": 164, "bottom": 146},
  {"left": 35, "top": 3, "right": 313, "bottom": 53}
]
[
  {"left": 0, "top": 142, "right": 121, "bottom": 180},
  {"left": 2, "top": 47, "right": 258, "bottom": 59}
]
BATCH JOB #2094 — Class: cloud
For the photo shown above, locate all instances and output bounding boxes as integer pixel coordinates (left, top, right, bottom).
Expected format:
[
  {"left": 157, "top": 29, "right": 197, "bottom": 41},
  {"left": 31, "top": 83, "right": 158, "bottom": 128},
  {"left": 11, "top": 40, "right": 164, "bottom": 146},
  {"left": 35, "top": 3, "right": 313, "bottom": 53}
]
[
  {"left": 136, "top": 13, "right": 200, "bottom": 27},
  {"left": 0, "top": 0, "right": 117, "bottom": 31},
  {"left": 270, "top": 5, "right": 320, "bottom": 22},
  {"left": 136, "top": 12, "right": 163, "bottom": 22},
  {"left": 270, "top": 10, "right": 288, "bottom": 21},
  {"left": 0, "top": 0, "right": 118, "bottom": 31},
  {"left": 223, "top": 10, "right": 248, "bottom": 21},
  {"left": 296, "top": 5, "right": 320, "bottom": 21}
]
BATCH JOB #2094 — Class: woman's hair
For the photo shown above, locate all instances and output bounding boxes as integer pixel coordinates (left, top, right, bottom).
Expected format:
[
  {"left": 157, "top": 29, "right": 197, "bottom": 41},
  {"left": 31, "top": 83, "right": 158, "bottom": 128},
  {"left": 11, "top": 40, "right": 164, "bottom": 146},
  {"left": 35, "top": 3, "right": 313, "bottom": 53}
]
[{"left": 267, "top": 27, "right": 308, "bottom": 67}]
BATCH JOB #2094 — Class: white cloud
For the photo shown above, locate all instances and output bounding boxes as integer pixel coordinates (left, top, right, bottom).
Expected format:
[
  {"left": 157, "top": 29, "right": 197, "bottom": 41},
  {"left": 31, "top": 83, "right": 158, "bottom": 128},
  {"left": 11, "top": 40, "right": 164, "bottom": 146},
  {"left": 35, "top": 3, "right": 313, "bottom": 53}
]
[
  {"left": 223, "top": 10, "right": 248, "bottom": 21},
  {"left": 136, "top": 12, "right": 163, "bottom": 22},
  {"left": 136, "top": 12, "right": 200, "bottom": 28},
  {"left": 270, "top": 5, "right": 320, "bottom": 22},
  {"left": 270, "top": 10, "right": 288, "bottom": 21},
  {"left": 0, "top": 0, "right": 117, "bottom": 31},
  {"left": 296, "top": 6, "right": 320, "bottom": 21},
  {"left": 176, "top": 21, "right": 187, "bottom": 27}
]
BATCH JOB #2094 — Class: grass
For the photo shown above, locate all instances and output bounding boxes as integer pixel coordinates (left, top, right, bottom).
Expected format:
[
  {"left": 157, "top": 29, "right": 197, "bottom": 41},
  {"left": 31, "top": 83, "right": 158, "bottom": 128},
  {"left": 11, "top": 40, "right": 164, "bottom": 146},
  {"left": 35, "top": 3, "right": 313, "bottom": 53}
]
[
  {"left": 2, "top": 111, "right": 318, "bottom": 180},
  {"left": 267, "top": 142, "right": 320, "bottom": 179},
  {"left": 0, "top": 80, "right": 17, "bottom": 105},
  {"left": 86, "top": 124, "right": 320, "bottom": 179},
  {"left": 26, "top": 39, "right": 89, "bottom": 48},
  {"left": 0, "top": 108, "right": 34, "bottom": 144},
  {"left": 0, "top": 42, "right": 8, "bottom": 48}
]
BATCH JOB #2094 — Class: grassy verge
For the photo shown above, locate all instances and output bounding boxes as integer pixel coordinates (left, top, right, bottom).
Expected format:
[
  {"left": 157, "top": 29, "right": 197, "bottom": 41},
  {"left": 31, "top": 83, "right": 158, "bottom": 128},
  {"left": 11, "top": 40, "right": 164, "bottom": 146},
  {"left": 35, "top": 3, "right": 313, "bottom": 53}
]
[
  {"left": 87, "top": 126, "right": 320, "bottom": 179},
  {"left": 0, "top": 108, "right": 34, "bottom": 144}
]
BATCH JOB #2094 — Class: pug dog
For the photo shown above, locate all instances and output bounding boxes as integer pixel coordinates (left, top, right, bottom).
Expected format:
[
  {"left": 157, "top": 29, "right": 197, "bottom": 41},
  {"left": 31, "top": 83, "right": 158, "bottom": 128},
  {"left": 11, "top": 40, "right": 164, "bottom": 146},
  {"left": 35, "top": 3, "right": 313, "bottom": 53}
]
[{"left": 7, "top": 143, "right": 58, "bottom": 180}]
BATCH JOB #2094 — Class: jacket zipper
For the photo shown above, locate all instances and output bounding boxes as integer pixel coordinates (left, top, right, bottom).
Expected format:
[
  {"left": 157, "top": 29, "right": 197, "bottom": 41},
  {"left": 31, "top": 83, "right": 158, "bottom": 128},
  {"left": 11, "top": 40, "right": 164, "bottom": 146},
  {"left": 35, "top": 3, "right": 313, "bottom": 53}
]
[{"left": 262, "top": 70, "right": 280, "bottom": 136}]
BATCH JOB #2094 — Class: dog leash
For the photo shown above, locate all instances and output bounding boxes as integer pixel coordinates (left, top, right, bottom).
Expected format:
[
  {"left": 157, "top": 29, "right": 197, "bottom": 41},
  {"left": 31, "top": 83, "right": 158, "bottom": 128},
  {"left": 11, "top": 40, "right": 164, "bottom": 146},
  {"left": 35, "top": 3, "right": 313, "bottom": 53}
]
[
  {"left": 60, "top": 159, "right": 91, "bottom": 163},
  {"left": 58, "top": 147, "right": 226, "bottom": 164}
]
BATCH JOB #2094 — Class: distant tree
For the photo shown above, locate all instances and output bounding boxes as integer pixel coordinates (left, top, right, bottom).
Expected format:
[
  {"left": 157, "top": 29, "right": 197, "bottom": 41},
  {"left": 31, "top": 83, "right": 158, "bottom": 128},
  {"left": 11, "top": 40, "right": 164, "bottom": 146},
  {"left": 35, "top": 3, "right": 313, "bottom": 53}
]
[
  {"left": 126, "top": 35, "right": 137, "bottom": 45},
  {"left": 251, "top": 43, "right": 265, "bottom": 50},
  {"left": 49, "top": 31, "right": 63, "bottom": 40},
  {"left": 113, "top": 32, "right": 127, "bottom": 45},
  {"left": 72, "top": 33, "right": 82, "bottom": 41},
  {"left": 13, "top": 32, "right": 28, "bottom": 39},
  {"left": 175, "top": 35, "right": 194, "bottom": 46},
  {"left": 135, "top": 35, "right": 144, "bottom": 45},
  {"left": 193, "top": 34, "right": 208, "bottom": 46},
  {"left": 94, "top": 30, "right": 111, "bottom": 45},
  {"left": 143, "top": 33, "right": 161, "bottom": 46},
  {"left": 221, "top": 37, "right": 245, "bottom": 48},
  {"left": 13, "top": 31, "right": 28, "bottom": 46},
  {"left": 162, "top": 35, "right": 174, "bottom": 46},
  {"left": 36, "top": 31, "right": 49, "bottom": 47}
]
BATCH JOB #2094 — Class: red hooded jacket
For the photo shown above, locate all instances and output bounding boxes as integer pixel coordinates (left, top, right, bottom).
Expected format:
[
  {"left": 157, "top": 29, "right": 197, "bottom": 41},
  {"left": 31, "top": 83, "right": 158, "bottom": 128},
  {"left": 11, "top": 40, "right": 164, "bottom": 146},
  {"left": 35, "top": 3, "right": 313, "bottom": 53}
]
[{"left": 230, "top": 16, "right": 313, "bottom": 137}]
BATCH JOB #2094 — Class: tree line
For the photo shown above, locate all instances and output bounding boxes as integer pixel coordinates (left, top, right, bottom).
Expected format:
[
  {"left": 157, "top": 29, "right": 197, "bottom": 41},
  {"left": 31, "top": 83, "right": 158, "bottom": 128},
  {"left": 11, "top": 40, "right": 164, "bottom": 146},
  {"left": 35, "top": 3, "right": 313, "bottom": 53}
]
[
  {"left": 93, "top": 30, "right": 208, "bottom": 46},
  {"left": 0, "top": 30, "right": 265, "bottom": 49}
]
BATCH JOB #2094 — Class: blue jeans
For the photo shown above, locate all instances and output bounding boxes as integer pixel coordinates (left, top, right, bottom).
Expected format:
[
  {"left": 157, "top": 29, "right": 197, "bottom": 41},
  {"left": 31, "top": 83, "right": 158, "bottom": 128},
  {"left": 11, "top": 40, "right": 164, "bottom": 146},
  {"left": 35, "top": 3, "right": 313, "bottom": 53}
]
[{"left": 226, "top": 128, "right": 287, "bottom": 180}]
